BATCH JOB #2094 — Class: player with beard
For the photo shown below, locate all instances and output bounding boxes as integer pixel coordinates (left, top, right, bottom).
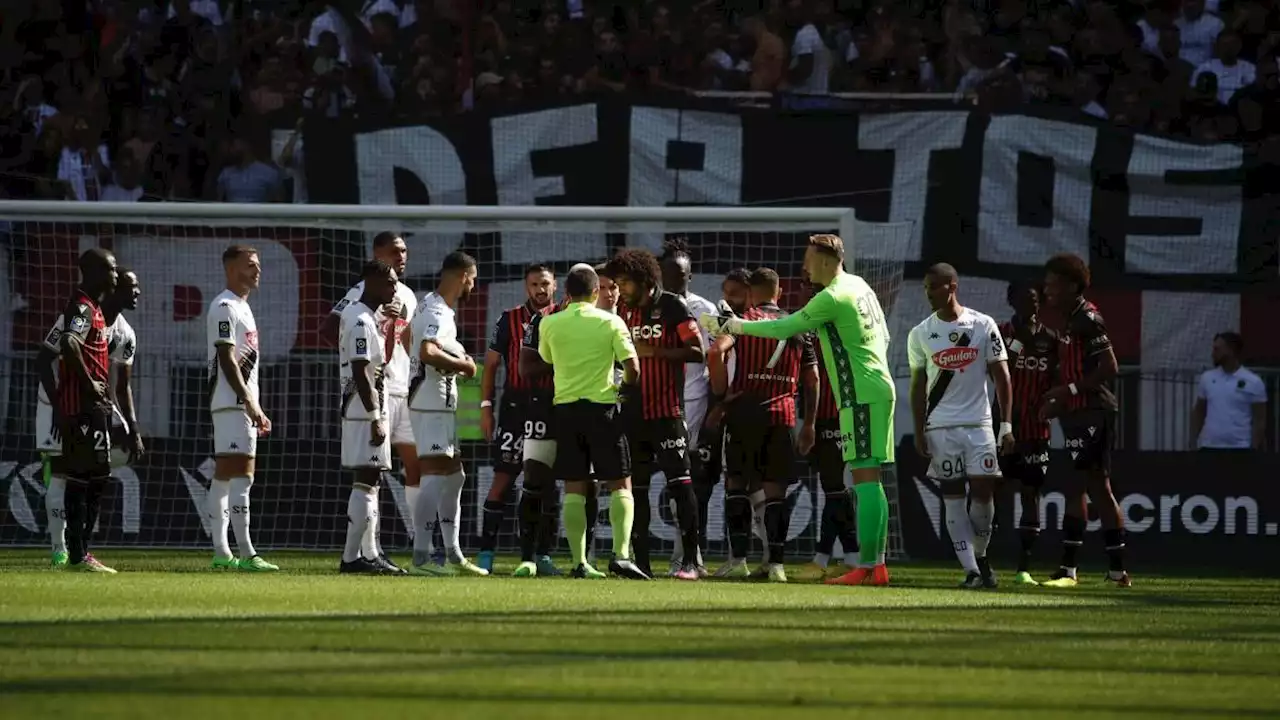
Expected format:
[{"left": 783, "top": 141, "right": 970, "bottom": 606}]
[
  {"left": 607, "top": 248, "right": 705, "bottom": 580},
  {"left": 1038, "top": 254, "right": 1130, "bottom": 588},
  {"left": 659, "top": 239, "right": 716, "bottom": 576},
  {"left": 478, "top": 264, "right": 559, "bottom": 574},
  {"left": 998, "top": 280, "right": 1056, "bottom": 585}
]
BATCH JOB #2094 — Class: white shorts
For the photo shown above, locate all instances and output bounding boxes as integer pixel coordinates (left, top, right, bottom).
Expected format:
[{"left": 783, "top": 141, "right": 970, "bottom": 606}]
[
  {"left": 412, "top": 410, "right": 457, "bottom": 458},
  {"left": 342, "top": 418, "right": 392, "bottom": 469},
  {"left": 35, "top": 401, "right": 60, "bottom": 456},
  {"left": 213, "top": 410, "right": 257, "bottom": 458},
  {"left": 524, "top": 438, "right": 556, "bottom": 466},
  {"left": 387, "top": 394, "right": 414, "bottom": 446},
  {"left": 685, "top": 393, "right": 709, "bottom": 450},
  {"left": 925, "top": 426, "right": 1000, "bottom": 480}
]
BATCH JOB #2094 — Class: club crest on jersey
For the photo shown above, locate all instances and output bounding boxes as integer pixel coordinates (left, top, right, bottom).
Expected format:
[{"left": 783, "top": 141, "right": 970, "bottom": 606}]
[
  {"left": 933, "top": 347, "right": 979, "bottom": 370},
  {"left": 948, "top": 331, "right": 959, "bottom": 343},
  {"left": 70, "top": 316, "right": 89, "bottom": 333}
]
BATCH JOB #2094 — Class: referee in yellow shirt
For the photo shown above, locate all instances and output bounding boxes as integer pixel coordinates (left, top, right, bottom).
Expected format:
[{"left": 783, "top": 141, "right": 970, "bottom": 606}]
[{"left": 538, "top": 264, "right": 648, "bottom": 580}]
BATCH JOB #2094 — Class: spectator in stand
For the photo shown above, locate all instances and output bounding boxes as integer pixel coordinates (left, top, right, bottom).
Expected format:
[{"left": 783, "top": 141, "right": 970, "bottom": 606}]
[
  {"left": 1192, "top": 332, "right": 1267, "bottom": 452},
  {"left": 57, "top": 116, "right": 111, "bottom": 202},
  {"left": 787, "top": 0, "right": 833, "bottom": 94},
  {"left": 744, "top": 14, "right": 785, "bottom": 91},
  {"left": 1176, "top": 0, "right": 1225, "bottom": 67},
  {"left": 215, "top": 134, "right": 283, "bottom": 203},
  {"left": 1193, "top": 30, "right": 1256, "bottom": 104},
  {"left": 100, "top": 149, "right": 147, "bottom": 203}
]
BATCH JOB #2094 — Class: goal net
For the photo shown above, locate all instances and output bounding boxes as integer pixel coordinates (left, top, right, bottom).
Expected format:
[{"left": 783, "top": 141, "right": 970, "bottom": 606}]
[{"left": 0, "top": 202, "right": 911, "bottom": 561}]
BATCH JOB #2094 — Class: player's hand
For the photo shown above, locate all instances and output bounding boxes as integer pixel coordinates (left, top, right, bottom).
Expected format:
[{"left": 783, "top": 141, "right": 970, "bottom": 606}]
[
  {"left": 997, "top": 422, "right": 1015, "bottom": 455},
  {"left": 247, "top": 401, "right": 271, "bottom": 435},
  {"left": 914, "top": 433, "right": 931, "bottom": 459},
  {"left": 127, "top": 432, "right": 145, "bottom": 463},
  {"left": 797, "top": 423, "right": 816, "bottom": 455},
  {"left": 706, "top": 404, "right": 725, "bottom": 429},
  {"left": 633, "top": 339, "right": 656, "bottom": 359},
  {"left": 91, "top": 380, "right": 110, "bottom": 403},
  {"left": 382, "top": 298, "right": 403, "bottom": 320},
  {"left": 699, "top": 313, "right": 742, "bottom": 337},
  {"left": 370, "top": 418, "right": 386, "bottom": 446},
  {"left": 1038, "top": 386, "right": 1070, "bottom": 421},
  {"left": 459, "top": 355, "right": 477, "bottom": 378},
  {"left": 480, "top": 405, "right": 495, "bottom": 440}
]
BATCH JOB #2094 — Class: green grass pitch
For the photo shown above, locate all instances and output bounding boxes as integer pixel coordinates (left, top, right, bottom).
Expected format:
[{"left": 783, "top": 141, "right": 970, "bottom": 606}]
[{"left": 2, "top": 551, "right": 1277, "bottom": 719}]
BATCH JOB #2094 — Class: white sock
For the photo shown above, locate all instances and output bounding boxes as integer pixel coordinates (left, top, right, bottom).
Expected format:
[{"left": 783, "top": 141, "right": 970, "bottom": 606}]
[
  {"left": 944, "top": 497, "right": 978, "bottom": 573},
  {"left": 361, "top": 484, "right": 382, "bottom": 559},
  {"left": 438, "top": 470, "right": 466, "bottom": 561},
  {"left": 749, "top": 489, "right": 767, "bottom": 545},
  {"left": 229, "top": 476, "right": 257, "bottom": 558},
  {"left": 412, "top": 475, "right": 444, "bottom": 566},
  {"left": 969, "top": 498, "right": 996, "bottom": 559},
  {"left": 208, "top": 479, "right": 233, "bottom": 558},
  {"left": 813, "top": 552, "right": 830, "bottom": 569},
  {"left": 404, "top": 484, "right": 421, "bottom": 538},
  {"left": 344, "top": 487, "right": 375, "bottom": 563},
  {"left": 46, "top": 474, "right": 67, "bottom": 554}
]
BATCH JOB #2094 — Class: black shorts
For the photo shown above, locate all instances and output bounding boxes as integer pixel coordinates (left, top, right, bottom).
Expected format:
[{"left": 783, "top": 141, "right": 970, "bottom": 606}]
[
  {"left": 59, "top": 403, "right": 113, "bottom": 480},
  {"left": 626, "top": 413, "right": 692, "bottom": 484},
  {"left": 809, "top": 419, "right": 845, "bottom": 490},
  {"left": 725, "top": 417, "right": 797, "bottom": 485},
  {"left": 554, "top": 401, "right": 630, "bottom": 482},
  {"left": 1060, "top": 409, "right": 1114, "bottom": 474},
  {"left": 493, "top": 396, "right": 527, "bottom": 475},
  {"left": 694, "top": 424, "right": 724, "bottom": 485},
  {"left": 999, "top": 439, "right": 1050, "bottom": 487}
]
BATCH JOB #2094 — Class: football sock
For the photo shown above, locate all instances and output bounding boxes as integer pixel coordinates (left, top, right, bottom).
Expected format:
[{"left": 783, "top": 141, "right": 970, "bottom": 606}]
[
  {"left": 694, "top": 481, "right": 713, "bottom": 553},
  {"left": 1017, "top": 525, "right": 1039, "bottom": 573},
  {"left": 764, "top": 499, "right": 787, "bottom": 565},
  {"left": 208, "top": 478, "right": 233, "bottom": 558},
  {"left": 632, "top": 483, "right": 651, "bottom": 572},
  {"left": 669, "top": 498, "right": 684, "bottom": 564},
  {"left": 667, "top": 480, "right": 700, "bottom": 564},
  {"left": 1061, "top": 513, "right": 1086, "bottom": 569},
  {"left": 360, "top": 483, "right": 383, "bottom": 559},
  {"left": 563, "top": 493, "right": 588, "bottom": 566},
  {"left": 344, "top": 487, "right": 375, "bottom": 563},
  {"left": 439, "top": 470, "right": 466, "bottom": 561},
  {"left": 411, "top": 476, "right": 444, "bottom": 566},
  {"left": 814, "top": 553, "right": 831, "bottom": 568},
  {"left": 944, "top": 496, "right": 978, "bottom": 573},
  {"left": 855, "top": 483, "right": 889, "bottom": 568},
  {"left": 229, "top": 476, "right": 257, "bottom": 558},
  {"left": 968, "top": 497, "right": 995, "bottom": 559},
  {"left": 64, "top": 480, "right": 88, "bottom": 564},
  {"left": 537, "top": 490, "right": 560, "bottom": 556},
  {"left": 749, "top": 489, "right": 768, "bottom": 544},
  {"left": 818, "top": 489, "right": 852, "bottom": 557},
  {"left": 584, "top": 484, "right": 599, "bottom": 555},
  {"left": 46, "top": 474, "right": 67, "bottom": 554},
  {"left": 83, "top": 480, "right": 105, "bottom": 551},
  {"left": 725, "top": 488, "right": 751, "bottom": 559},
  {"left": 517, "top": 487, "right": 543, "bottom": 562},
  {"left": 609, "top": 488, "right": 635, "bottom": 559},
  {"left": 1103, "top": 527, "right": 1127, "bottom": 572},
  {"left": 480, "top": 498, "right": 504, "bottom": 552},
  {"left": 404, "top": 483, "right": 420, "bottom": 537}
]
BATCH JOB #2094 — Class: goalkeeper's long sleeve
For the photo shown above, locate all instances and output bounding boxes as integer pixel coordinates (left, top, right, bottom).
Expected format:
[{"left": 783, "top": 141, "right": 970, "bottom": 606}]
[{"left": 739, "top": 288, "right": 836, "bottom": 339}]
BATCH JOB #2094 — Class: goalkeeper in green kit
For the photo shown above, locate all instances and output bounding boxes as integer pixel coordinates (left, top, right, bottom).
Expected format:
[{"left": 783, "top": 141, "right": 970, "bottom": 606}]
[{"left": 700, "top": 234, "right": 895, "bottom": 586}]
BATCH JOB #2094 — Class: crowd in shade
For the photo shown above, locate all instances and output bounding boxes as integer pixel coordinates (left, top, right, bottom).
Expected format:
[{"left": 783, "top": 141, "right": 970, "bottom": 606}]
[{"left": 0, "top": 0, "right": 1277, "bottom": 203}]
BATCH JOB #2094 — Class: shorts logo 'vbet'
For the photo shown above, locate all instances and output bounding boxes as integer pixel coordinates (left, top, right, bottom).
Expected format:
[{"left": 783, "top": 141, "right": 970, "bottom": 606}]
[{"left": 932, "top": 347, "right": 979, "bottom": 370}]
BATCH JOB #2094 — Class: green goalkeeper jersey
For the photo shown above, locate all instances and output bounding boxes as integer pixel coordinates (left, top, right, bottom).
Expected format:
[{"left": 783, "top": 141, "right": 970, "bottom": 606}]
[{"left": 738, "top": 272, "right": 895, "bottom": 408}]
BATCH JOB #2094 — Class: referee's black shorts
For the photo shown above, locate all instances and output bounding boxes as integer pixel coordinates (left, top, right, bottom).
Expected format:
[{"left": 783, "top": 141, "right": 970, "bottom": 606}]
[{"left": 553, "top": 400, "right": 630, "bottom": 482}]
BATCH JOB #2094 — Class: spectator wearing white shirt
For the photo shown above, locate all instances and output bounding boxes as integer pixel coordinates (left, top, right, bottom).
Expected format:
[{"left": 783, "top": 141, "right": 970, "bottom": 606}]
[
  {"left": 1191, "top": 31, "right": 1256, "bottom": 104},
  {"left": 99, "top": 150, "right": 146, "bottom": 203},
  {"left": 275, "top": 118, "right": 309, "bottom": 204},
  {"left": 787, "top": 3, "right": 832, "bottom": 95},
  {"left": 168, "top": 0, "right": 223, "bottom": 26},
  {"left": 216, "top": 136, "right": 283, "bottom": 203},
  {"left": 1175, "top": 0, "right": 1223, "bottom": 67},
  {"left": 1192, "top": 332, "right": 1267, "bottom": 451},
  {"left": 57, "top": 118, "right": 111, "bottom": 202}
]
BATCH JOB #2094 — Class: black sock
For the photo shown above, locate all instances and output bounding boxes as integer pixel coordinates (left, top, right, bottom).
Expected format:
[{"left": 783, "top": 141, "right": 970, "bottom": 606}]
[
  {"left": 480, "top": 499, "right": 504, "bottom": 552},
  {"left": 819, "top": 490, "right": 852, "bottom": 556},
  {"left": 725, "top": 489, "right": 751, "bottom": 559},
  {"left": 694, "top": 481, "right": 713, "bottom": 555},
  {"left": 632, "top": 485, "right": 651, "bottom": 573},
  {"left": 667, "top": 481, "right": 700, "bottom": 565},
  {"left": 584, "top": 484, "right": 599, "bottom": 557},
  {"left": 517, "top": 489, "right": 543, "bottom": 562},
  {"left": 1103, "top": 527, "right": 1127, "bottom": 573},
  {"left": 64, "top": 480, "right": 89, "bottom": 564},
  {"left": 537, "top": 491, "right": 560, "bottom": 557},
  {"left": 1017, "top": 526, "right": 1039, "bottom": 573},
  {"left": 84, "top": 480, "right": 105, "bottom": 545},
  {"left": 764, "top": 499, "right": 788, "bottom": 565},
  {"left": 1061, "top": 514, "right": 1086, "bottom": 569}
]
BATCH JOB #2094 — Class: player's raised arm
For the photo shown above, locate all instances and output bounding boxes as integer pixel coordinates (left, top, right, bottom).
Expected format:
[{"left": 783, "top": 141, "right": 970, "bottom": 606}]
[{"left": 707, "top": 334, "right": 734, "bottom": 397}]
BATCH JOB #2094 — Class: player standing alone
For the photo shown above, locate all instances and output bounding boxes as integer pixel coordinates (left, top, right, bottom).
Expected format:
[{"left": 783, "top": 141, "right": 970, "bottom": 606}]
[
  {"left": 337, "top": 261, "right": 402, "bottom": 574},
  {"left": 1038, "top": 253, "right": 1131, "bottom": 588},
  {"left": 998, "top": 280, "right": 1056, "bottom": 585},
  {"left": 908, "top": 264, "right": 1014, "bottom": 589},
  {"left": 607, "top": 248, "right": 705, "bottom": 580},
  {"left": 206, "top": 245, "right": 277, "bottom": 572},
  {"left": 701, "top": 234, "right": 895, "bottom": 587}
]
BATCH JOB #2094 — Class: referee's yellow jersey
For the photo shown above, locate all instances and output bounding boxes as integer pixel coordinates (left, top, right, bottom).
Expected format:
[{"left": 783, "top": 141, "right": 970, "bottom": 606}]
[{"left": 538, "top": 301, "right": 636, "bottom": 406}]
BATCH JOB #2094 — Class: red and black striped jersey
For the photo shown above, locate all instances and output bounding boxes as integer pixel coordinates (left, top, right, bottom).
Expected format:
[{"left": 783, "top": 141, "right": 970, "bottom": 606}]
[
  {"left": 521, "top": 302, "right": 562, "bottom": 399},
  {"left": 1054, "top": 299, "right": 1118, "bottom": 412},
  {"left": 811, "top": 336, "right": 840, "bottom": 421},
  {"left": 57, "top": 290, "right": 110, "bottom": 417},
  {"left": 997, "top": 317, "right": 1055, "bottom": 440},
  {"left": 489, "top": 300, "right": 555, "bottom": 394},
  {"left": 619, "top": 290, "right": 700, "bottom": 420},
  {"left": 730, "top": 304, "right": 817, "bottom": 427}
]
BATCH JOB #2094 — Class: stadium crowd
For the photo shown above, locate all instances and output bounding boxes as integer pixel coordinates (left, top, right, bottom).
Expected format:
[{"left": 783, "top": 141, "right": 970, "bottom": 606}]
[{"left": 1, "top": 0, "right": 1277, "bottom": 203}]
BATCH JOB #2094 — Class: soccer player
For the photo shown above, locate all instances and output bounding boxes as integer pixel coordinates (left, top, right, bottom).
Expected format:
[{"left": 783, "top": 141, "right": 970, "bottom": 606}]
[
  {"left": 537, "top": 263, "right": 647, "bottom": 579},
  {"left": 52, "top": 249, "right": 118, "bottom": 573},
  {"left": 338, "top": 260, "right": 402, "bottom": 574},
  {"left": 323, "top": 232, "right": 418, "bottom": 569},
  {"left": 711, "top": 268, "right": 818, "bottom": 582},
  {"left": 38, "top": 267, "right": 143, "bottom": 567},
  {"left": 1038, "top": 253, "right": 1130, "bottom": 588},
  {"left": 700, "top": 234, "right": 895, "bottom": 587},
  {"left": 408, "top": 251, "right": 487, "bottom": 576},
  {"left": 207, "top": 245, "right": 277, "bottom": 572},
  {"left": 607, "top": 248, "right": 705, "bottom": 580},
  {"left": 998, "top": 280, "right": 1056, "bottom": 586},
  {"left": 659, "top": 239, "right": 717, "bottom": 574},
  {"left": 907, "top": 264, "right": 1013, "bottom": 589},
  {"left": 478, "top": 263, "right": 557, "bottom": 574}
]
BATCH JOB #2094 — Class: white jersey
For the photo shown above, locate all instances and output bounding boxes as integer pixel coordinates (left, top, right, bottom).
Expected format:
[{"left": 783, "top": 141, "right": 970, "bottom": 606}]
[
  {"left": 37, "top": 312, "right": 136, "bottom": 406},
  {"left": 907, "top": 307, "right": 1007, "bottom": 430},
  {"left": 206, "top": 289, "right": 261, "bottom": 412},
  {"left": 683, "top": 291, "right": 716, "bottom": 401},
  {"left": 409, "top": 291, "right": 464, "bottom": 412},
  {"left": 332, "top": 280, "right": 416, "bottom": 396},
  {"left": 338, "top": 300, "right": 386, "bottom": 421}
]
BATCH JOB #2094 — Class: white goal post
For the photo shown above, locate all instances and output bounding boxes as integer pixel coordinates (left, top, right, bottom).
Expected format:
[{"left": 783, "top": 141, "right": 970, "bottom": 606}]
[{"left": 0, "top": 201, "right": 910, "bottom": 560}]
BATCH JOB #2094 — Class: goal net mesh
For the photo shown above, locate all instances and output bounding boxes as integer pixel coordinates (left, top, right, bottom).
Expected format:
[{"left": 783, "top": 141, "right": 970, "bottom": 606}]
[{"left": 0, "top": 206, "right": 911, "bottom": 561}]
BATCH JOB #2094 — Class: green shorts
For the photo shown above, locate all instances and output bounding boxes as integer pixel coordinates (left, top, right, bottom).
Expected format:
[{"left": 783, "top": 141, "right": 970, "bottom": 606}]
[{"left": 840, "top": 400, "right": 895, "bottom": 469}]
